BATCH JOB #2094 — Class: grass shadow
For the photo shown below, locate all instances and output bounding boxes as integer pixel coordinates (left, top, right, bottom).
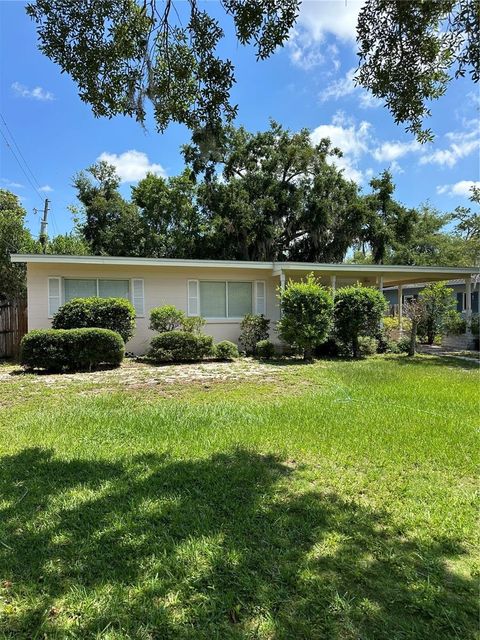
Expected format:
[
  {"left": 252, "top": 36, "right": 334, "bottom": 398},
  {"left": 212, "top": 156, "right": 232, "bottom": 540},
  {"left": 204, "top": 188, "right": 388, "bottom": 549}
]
[
  {"left": 0, "top": 447, "right": 476, "bottom": 638},
  {"left": 383, "top": 353, "right": 479, "bottom": 369}
]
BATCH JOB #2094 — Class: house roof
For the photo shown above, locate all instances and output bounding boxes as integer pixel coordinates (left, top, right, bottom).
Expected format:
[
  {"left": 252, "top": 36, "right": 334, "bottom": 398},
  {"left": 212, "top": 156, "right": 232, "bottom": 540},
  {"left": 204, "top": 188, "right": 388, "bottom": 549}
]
[{"left": 10, "top": 254, "right": 479, "bottom": 286}]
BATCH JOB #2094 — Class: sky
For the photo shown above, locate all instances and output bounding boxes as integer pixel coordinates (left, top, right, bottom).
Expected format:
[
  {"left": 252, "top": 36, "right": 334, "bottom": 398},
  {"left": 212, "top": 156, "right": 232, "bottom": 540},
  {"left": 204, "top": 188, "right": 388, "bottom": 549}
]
[{"left": 0, "top": 0, "right": 479, "bottom": 240}]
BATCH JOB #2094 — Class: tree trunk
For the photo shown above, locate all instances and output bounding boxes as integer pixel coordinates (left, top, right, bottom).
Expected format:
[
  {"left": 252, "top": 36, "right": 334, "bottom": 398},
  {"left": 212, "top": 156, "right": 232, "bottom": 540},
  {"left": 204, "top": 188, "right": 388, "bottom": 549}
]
[
  {"left": 408, "top": 321, "right": 417, "bottom": 356},
  {"left": 303, "top": 346, "right": 312, "bottom": 361},
  {"left": 352, "top": 334, "right": 359, "bottom": 359}
]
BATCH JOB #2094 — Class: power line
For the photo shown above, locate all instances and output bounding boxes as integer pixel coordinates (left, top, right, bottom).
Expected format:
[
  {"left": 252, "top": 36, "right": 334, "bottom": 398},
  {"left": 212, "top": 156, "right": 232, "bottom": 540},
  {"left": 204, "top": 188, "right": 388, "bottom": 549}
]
[
  {"left": 0, "top": 127, "right": 44, "bottom": 204},
  {"left": 0, "top": 113, "right": 43, "bottom": 192}
]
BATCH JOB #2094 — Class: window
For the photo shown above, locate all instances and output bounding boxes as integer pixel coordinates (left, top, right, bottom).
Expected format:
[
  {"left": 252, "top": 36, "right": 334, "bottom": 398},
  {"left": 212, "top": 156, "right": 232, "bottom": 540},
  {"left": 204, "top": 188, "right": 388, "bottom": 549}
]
[
  {"left": 198, "top": 281, "right": 253, "bottom": 318},
  {"left": 64, "top": 278, "right": 130, "bottom": 303}
]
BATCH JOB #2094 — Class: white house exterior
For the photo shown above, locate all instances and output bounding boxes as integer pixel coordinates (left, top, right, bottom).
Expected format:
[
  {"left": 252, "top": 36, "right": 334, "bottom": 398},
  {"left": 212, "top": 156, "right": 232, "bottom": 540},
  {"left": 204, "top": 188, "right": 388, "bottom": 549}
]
[{"left": 11, "top": 254, "right": 480, "bottom": 355}]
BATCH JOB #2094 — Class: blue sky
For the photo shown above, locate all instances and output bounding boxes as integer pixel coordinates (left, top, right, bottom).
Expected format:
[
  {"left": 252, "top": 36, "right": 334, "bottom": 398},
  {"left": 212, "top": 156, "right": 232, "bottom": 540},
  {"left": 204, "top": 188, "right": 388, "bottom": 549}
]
[{"left": 1, "top": 0, "right": 479, "bottom": 239}]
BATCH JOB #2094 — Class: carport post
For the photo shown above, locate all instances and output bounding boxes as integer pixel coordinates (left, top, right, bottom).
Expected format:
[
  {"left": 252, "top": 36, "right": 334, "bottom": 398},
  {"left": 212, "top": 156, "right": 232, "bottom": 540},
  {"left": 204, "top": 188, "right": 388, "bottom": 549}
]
[
  {"left": 398, "top": 284, "right": 403, "bottom": 332},
  {"left": 330, "top": 274, "right": 336, "bottom": 295},
  {"left": 465, "top": 275, "right": 472, "bottom": 332}
]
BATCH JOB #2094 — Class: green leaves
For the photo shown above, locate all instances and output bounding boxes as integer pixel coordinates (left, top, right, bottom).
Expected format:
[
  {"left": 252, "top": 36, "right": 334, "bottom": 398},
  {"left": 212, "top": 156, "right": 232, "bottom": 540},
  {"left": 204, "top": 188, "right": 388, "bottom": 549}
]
[{"left": 26, "top": 0, "right": 299, "bottom": 133}]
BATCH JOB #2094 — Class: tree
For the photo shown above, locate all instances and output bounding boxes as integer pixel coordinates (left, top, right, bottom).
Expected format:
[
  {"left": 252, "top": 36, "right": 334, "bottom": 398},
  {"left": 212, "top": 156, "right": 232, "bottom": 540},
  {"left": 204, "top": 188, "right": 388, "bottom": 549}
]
[
  {"left": 131, "top": 171, "right": 206, "bottom": 258},
  {"left": 0, "top": 189, "right": 36, "bottom": 300},
  {"left": 43, "top": 233, "right": 91, "bottom": 256},
  {"left": 26, "top": 0, "right": 299, "bottom": 138},
  {"left": 356, "top": 0, "right": 479, "bottom": 142},
  {"left": 73, "top": 161, "right": 144, "bottom": 256},
  {"left": 193, "top": 122, "right": 364, "bottom": 261},
  {"left": 360, "top": 171, "right": 417, "bottom": 264},
  {"left": 418, "top": 282, "right": 457, "bottom": 345},
  {"left": 334, "top": 285, "right": 387, "bottom": 358},
  {"left": 403, "top": 298, "right": 426, "bottom": 356},
  {"left": 277, "top": 274, "right": 333, "bottom": 360}
]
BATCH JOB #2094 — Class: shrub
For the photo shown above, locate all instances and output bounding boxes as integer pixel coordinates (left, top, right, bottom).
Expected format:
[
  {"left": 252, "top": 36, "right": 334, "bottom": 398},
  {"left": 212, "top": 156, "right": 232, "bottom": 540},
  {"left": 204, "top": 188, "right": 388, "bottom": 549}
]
[
  {"left": 470, "top": 314, "right": 479, "bottom": 336},
  {"left": 150, "top": 305, "right": 206, "bottom": 334},
  {"left": 149, "top": 305, "right": 186, "bottom": 333},
  {"left": 53, "top": 297, "right": 135, "bottom": 343},
  {"left": 357, "top": 336, "right": 378, "bottom": 357},
  {"left": 20, "top": 328, "right": 124, "bottom": 372},
  {"left": 182, "top": 315, "right": 206, "bottom": 334},
  {"left": 278, "top": 274, "right": 333, "bottom": 360},
  {"left": 396, "top": 336, "right": 412, "bottom": 354},
  {"left": 215, "top": 340, "right": 239, "bottom": 360},
  {"left": 334, "top": 285, "right": 387, "bottom": 358},
  {"left": 313, "top": 337, "right": 341, "bottom": 358},
  {"left": 239, "top": 314, "right": 270, "bottom": 354},
  {"left": 148, "top": 331, "right": 214, "bottom": 363},
  {"left": 443, "top": 310, "right": 467, "bottom": 335},
  {"left": 418, "top": 282, "right": 456, "bottom": 345},
  {"left": 256, "top": 339, "right": 275, "bottom": 359},
  {"left": 382, "top": 316, "right": 412, "bottom": 338}
]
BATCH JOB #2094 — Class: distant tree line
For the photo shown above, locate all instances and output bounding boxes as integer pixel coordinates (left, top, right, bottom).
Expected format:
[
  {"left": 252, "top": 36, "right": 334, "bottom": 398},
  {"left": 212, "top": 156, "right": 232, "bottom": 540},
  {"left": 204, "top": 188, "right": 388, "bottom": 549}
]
[{"left": 1, "top": 122, "right": 478, "bottom": 300}]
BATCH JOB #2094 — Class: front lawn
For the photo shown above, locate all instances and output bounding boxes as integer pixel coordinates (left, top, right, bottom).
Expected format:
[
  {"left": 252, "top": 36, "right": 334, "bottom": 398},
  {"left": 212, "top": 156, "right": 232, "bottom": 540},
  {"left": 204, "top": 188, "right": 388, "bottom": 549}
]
[{"left": 0, "top": 356, "right": 478, "bottom": 639}]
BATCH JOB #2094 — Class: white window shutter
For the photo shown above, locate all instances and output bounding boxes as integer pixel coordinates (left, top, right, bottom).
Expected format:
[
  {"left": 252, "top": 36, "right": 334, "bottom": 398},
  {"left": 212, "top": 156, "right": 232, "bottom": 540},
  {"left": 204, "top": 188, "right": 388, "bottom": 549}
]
[
  {"left": 48, "top": 277, "right": 61, "bottom": 317},
  {"left": 255, "top": 281, "right": 266, "bottom": 315},
  {"left": 131, "top": 279, "right": 145, "bottom": 316},
  {"left": 188, "top": 280, "right": 199, "bottom": 316}
]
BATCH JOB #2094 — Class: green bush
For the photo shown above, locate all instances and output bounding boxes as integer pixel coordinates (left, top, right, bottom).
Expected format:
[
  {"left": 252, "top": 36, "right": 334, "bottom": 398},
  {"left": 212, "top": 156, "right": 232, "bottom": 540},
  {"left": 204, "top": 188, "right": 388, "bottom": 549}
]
[
  {"left": 470, "top": 314, "right": 479, "bottom": 336},
  {"left": 418, "top": 282, "right": 456, "bottom": 345},
  {"left": 239, "top": 314, "right": 270, "bottom": 354},
  {"left": 215, "top": 340, "right": 239, "bottom": 360},
  {"left": 334, "top": 285, "right": 387, "bottom": 358},
  {"left": 149, "top": 305, "right": 186, "bottom": 333},
  {"left": 53, "top": 297, "right": 135, "bottom": 343},
  {"left": 396, "top": 336, "right": 412, "bottom": 353},
  {"left": 150, "top": 305, "right": 206, "bottom": 334},
  {"left": 256, "top": 339, "right": 275, "bottom": 359},
  {"left": 357, "top": 336, "right": 378, "bottom": 357},
  {"left": 148, "top": 331, "right": 214, "bottom": 363},
  {"left": 20, "top": 328, "right": 124, "bottom": 372},
  {"left": 443, "top": 310, "right": 467, "bottom": 335},
  {"left": 278, "top": 274, "right": 334, "bottom": 360}
]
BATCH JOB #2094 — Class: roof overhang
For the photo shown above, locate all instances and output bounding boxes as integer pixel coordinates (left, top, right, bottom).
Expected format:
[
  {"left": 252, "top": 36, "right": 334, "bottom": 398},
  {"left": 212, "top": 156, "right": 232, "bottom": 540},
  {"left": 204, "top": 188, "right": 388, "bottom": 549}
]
[{"left": 10, "top": 254, "right": 479, "bottom": 285}]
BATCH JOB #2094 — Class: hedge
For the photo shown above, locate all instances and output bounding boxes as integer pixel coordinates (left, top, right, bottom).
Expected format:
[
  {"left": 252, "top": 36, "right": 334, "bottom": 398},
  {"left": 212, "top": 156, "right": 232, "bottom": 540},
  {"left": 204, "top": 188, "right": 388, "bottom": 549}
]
[
  {"left": 148, "top": 331, "right": 214, "bottom": 363},
  {"left": 20, "top": 328, "right": 125, "bottom": 372},
  {"left": 214, "top": 340, "right": 239, "bottom": 360},
  {"left": 52, "top": 297, "right": 136, "bottom": 343}
]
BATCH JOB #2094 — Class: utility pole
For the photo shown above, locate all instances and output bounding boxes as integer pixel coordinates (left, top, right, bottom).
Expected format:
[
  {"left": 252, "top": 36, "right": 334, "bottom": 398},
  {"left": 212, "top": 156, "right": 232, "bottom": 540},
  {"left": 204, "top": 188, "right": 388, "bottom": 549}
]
[{"left": 39, "top": 198, "right": 49, "bottom": 253}]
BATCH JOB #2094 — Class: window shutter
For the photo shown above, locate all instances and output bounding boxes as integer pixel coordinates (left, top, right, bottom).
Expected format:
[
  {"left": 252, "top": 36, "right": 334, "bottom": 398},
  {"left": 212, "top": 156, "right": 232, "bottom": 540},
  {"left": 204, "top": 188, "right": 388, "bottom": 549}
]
[
  {"left": 131, "top": 279, "right": 144, "bottom": 316},
  {"left": 188, "top": 280, "right": 199, "bottom": 316},
  {"left": 255, "top": 281, "right": 266, "bottom": 315},
  {"left": 48, "top": 277, "right": 61, "bottom": 317}
]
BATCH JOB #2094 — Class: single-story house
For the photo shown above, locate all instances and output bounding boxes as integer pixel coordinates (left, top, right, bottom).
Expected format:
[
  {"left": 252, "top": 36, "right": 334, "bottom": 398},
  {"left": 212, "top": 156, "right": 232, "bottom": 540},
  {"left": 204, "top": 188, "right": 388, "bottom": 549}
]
[
  {"left": 384, "top": 278, "right": 480, "bottom": 315},
  {"left": 11, "top": 254, "right": 480, "bottom": 354}
]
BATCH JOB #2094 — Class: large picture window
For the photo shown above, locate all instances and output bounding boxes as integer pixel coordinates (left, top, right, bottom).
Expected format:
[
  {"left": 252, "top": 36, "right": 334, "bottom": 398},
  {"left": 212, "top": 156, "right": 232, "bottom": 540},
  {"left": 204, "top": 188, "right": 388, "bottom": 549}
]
[{"left": 199, "top": 281, "right": 253, "bottom": 318}]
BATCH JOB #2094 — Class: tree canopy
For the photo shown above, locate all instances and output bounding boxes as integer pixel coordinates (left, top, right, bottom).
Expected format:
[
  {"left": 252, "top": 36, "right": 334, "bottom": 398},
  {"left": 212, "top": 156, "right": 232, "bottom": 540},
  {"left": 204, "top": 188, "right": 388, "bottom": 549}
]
[{"left": 26, "top": 0, "right": 478, "bottom": 140}]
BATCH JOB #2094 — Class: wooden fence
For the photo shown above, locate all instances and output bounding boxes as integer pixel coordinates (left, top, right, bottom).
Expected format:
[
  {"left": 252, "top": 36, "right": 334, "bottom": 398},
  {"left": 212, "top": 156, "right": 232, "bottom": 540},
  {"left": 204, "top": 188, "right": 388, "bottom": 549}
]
[{"left": 0, "top": 299, "right": 27, "bottom": 359}]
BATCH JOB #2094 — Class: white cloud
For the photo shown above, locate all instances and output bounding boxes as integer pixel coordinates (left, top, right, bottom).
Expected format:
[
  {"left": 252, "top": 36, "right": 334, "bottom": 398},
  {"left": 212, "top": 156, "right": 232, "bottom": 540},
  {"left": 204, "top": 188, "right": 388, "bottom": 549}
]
[
  {"left": 319, "top": 66, "right": 382, "bottom": 108},
  {"left": 12, "top": 82, "right": 54, "bottom": 101},
  {"left": 0, "top": 178, "right": 24, "bottom": 189},
  {"left": 97, "top": 150, "right": 167, "bottom": 183},
  {"left": 419, "top": 122, "right": 479, "bottom": 167},
  {"left": 289, "top": 0, "right": 364, "bottom": 69},
  {"left": 436, "top": 181, "right": 480, "bottom": 197},
  {"left": 372, "top": 140, "right": 420, "bottom": 162},
  {"left": 310, "top": 111, "right": 372, "bottom": 183},
  {"left": 39, "top": 185, "right": 53, "bottom": 193}
]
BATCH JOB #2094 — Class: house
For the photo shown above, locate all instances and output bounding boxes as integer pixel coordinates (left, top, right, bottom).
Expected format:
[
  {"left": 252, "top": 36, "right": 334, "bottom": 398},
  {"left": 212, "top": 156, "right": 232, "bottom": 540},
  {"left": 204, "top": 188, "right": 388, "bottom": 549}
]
[
  {"left": 10, "top": 254, "right": 480, "bottom": 354},
  {"left": 384, "top": 279, "right": 480, "bottom": 316}
]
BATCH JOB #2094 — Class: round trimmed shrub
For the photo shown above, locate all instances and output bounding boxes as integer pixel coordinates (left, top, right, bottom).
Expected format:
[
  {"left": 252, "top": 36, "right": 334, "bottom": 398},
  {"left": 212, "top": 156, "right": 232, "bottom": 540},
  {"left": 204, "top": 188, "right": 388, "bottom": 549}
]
[
  {"left": 215, "top": 340, "right": 239, "bottom": 360},
  {"left": 20, "top": 328, "right": 124, "bottom": 372},
  {"left": 148, "top": 331, "right": 214, "bottom": 363},
  {"left": 52, "top": 297, "right": 135, "bottom": 343},
  {"left": 334, "top": 285, "right": 387, "bottom": 358},
  {"left": 278, "top": 274, "right": 334, "bottom": 360},
  {"left": 256, "top": 339, "right": 275, "bottom": 359},
  {"left": 149, "top": 305, "right": 186, "bottom": 333}
]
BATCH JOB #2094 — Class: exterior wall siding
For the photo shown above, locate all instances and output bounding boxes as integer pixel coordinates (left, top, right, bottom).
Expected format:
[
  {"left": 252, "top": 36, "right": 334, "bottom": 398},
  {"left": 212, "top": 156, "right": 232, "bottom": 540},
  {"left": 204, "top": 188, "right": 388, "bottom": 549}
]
[{"left": 27, "top": 263, "right": 280, "bottom": 355}]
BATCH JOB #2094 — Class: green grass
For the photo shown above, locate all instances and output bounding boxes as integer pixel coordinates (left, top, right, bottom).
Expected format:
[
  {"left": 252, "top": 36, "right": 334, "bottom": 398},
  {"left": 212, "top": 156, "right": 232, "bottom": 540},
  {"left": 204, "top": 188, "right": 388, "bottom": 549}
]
[{"left": 0, "top": 355, "right": 478, "bottom": 639}]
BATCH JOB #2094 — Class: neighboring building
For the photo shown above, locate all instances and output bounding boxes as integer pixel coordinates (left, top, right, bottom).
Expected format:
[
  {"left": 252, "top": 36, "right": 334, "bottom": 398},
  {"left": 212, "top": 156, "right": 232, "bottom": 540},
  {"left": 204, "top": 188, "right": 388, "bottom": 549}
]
[
  {"left": 384, "top": 279, "right": 480, "bottom": 316},
  {"left": 10, "top": 254, "right": 480, "bottom": 354}
]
